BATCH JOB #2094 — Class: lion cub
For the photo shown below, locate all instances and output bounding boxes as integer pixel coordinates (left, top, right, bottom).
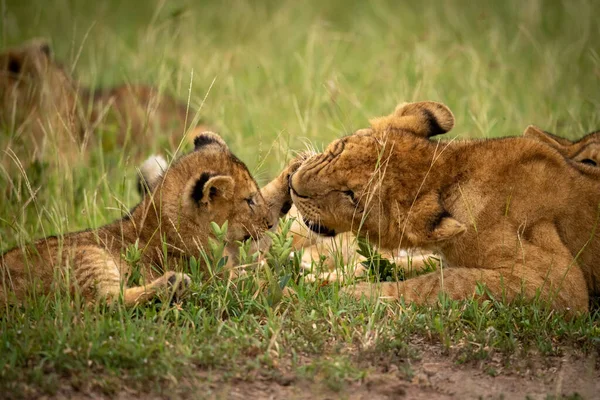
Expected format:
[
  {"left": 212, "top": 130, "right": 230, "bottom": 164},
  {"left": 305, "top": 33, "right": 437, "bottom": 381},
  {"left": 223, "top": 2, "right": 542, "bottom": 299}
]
[
  {"left": 0, "top": 132, "right": 295, "bottom": 305},
  {"left": 0, "top": 39, "right": 205, "bottom": 170},
  {"left": 290, "top": 101, "right": 600, "bottom": 312}
]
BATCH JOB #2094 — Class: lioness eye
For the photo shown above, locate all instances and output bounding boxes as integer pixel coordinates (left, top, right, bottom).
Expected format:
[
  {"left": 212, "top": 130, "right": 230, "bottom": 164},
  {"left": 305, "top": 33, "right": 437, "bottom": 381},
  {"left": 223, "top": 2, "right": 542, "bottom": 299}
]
[
  {"left": 343, "top": 190, "right": 355, "bottom": 200},
  {"left": 246, "top": 197, "right": 255, "bottom": 206},
  {"left": 581, "top": 159, "right": 597, "bottom": 166}
]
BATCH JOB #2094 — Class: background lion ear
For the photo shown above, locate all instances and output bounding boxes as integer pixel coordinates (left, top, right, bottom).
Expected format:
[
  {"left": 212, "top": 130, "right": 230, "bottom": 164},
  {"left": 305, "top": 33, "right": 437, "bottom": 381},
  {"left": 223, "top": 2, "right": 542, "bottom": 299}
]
[
  {"left": 190, "top": 173, "right": 234, "bottom": 204},
  {"left": 369, "top": 101, "right": 455, "bottom": 138},
  {"left": 523, "top": 125, "right": 573, "bottom": 148},
  {"left": 23, "top": 38, "right": 52, "bottom": 58},
  {"left": 37, "top": 40, "right": 51, "bottom": 58},
  {"left": 427, "top": 216, "right": 466, "bottom": 242}
]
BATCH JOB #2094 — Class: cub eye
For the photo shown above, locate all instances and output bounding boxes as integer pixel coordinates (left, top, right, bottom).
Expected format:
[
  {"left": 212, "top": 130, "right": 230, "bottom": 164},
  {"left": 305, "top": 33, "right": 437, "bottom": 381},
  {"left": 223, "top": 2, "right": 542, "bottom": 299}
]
[
  {"left": 246, "top": 197, "right": 256, "bottom": 206},
  {"left": 581, "top": 159, "right": 597, "bottom": 166},
  {"left": 343, "top": 190, "right": 355, "bottom": 201}
]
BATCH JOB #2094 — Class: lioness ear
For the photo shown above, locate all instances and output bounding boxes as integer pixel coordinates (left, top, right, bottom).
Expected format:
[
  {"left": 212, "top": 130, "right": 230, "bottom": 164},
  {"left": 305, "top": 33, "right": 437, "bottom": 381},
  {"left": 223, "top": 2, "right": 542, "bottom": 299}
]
[
  {"left": 369, "top": 101, "right": 455, "bottom": 138},
  {"left": 190, "top": 173, "right": 234, "bottom": 204},
  {"left": 522, "top": 125, "right": 572, "bottom": 148},
  {"left": 427, "top": 216, "right": 466, "bottom": 242}
]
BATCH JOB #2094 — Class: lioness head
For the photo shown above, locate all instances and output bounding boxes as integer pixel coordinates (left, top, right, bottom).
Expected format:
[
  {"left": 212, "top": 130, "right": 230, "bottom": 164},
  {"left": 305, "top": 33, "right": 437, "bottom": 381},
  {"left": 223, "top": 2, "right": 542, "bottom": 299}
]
[
  {"left": 523, "top": 125, "right": 600, "bottom": 167},
  {"left": 290, "top": 101, "right": 465, "bottom": 249},
  {"left": 137, "top": 131, "right": 272, "bottom": 253}
]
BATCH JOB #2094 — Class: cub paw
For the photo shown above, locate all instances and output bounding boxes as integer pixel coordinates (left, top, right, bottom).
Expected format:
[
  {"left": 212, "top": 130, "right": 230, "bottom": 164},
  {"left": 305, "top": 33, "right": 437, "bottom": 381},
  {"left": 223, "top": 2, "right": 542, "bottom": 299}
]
[
  {"left": 284, "top": 153, "right": 312, "bottom": 179},
  {"left": 165, "top": 271, "right": 192, "bottom": 300}
]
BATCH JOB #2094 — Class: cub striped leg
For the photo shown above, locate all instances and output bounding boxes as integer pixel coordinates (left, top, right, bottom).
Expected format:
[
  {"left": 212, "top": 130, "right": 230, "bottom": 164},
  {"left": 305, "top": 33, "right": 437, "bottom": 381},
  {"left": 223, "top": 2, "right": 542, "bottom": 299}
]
[
  {"left": 119, "top": 271, "right": 191, "bottom": 306},
  {"left": 73, "top": 246, "right": 190, "bottom": 306}
]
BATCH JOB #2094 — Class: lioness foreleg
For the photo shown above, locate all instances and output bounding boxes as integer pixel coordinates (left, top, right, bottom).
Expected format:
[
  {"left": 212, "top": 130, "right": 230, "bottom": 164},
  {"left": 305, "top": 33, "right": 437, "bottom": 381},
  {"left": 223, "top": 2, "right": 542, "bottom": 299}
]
[{"left": 343, "top": 260, "right": 588, "bottom": 313}]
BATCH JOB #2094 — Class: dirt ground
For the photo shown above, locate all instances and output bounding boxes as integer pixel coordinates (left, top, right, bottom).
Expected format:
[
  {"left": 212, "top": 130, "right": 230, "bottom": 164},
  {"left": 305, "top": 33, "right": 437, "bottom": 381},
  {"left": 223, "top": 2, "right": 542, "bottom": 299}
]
[
  {"left": 218, "top": 348, "right": 598, "bottom": 400},
  {"left": 42, "top": 341, "right": 598, "bottom": 400}
]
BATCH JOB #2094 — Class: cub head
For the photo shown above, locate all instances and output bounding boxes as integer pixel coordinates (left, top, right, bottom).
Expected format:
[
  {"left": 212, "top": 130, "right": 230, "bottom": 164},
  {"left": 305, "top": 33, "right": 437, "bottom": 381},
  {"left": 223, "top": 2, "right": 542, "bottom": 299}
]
[
  {"left": 136, "top": 131, "right": 272, "bottom": 253},
  {"left": 523, "top": 125, "right": 600, "bottom": 167},
  {"left": 290, "top": 101, "right": 465, "bottom": 249},
  {"left": 0, "top": 39, "right": 76, "bottom": 133}
]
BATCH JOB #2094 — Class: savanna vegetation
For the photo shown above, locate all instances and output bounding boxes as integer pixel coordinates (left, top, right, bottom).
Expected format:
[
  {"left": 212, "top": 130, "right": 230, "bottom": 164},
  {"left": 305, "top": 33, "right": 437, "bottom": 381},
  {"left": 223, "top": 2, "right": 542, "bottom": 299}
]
[{"left": 1, "top": 0, "right": 599, "bottom": 398}]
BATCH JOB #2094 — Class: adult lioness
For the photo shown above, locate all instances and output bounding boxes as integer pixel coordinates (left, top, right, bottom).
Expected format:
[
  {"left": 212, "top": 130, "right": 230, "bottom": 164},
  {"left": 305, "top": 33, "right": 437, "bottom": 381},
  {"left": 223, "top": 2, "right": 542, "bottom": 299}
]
[
  {"left": 290, "top": 101, "right": 600, "bottom": 312},
  {"left": 0, "top": 132, "right": 296, "bottom": 305}
]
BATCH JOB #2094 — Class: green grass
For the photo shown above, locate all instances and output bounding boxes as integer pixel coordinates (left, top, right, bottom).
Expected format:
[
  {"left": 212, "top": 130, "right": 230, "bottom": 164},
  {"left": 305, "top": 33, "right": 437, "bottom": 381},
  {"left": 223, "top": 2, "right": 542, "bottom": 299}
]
[{"left": 1, "top": 0, "right": 600, "bottom": 397}]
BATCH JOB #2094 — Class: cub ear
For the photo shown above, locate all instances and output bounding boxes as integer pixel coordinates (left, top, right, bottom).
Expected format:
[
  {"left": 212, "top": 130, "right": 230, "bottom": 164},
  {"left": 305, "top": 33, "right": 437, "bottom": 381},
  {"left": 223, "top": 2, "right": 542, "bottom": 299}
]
[
  {"left": 137, "top": 155, "right": 168, "bottom": 195},
  {"left": 190, "top": 173, "right": 234, "bottom": 204},
  {"left": 193, "top": 131, "right": 228, "bottom": 151},
  {"left": 369, "top": 101, "right": 455, "bottom": 138},
  {"left": 522, "top": 125, "right": 573, "bottom": 148},
  {"left": 427, "top": 215, "right": 466, "bottom": 242}
]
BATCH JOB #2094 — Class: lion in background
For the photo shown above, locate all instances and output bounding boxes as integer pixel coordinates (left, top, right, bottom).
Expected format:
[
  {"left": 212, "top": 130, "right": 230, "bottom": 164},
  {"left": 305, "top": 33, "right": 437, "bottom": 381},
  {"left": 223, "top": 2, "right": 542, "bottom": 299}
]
[
  {"left": 290, "top": 101, "right": 600, "bottom": 312},
  {"left": 0, "top": 38, "right": 206, "bottom": 172}
]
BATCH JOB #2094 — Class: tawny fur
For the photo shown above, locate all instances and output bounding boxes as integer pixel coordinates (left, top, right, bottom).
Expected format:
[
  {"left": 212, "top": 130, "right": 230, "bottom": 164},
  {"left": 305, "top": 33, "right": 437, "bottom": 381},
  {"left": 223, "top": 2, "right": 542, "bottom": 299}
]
[
  {"left": 0, "top": 132, "right": 298, "bottom": 306},
  {"left": 290, "top": 101, "right": 600, "bottom": 313},
  {"left": 0, "top": 39, "right": 206, "bottom": 171},
  {"left": 523, "top": 125, "right": 600, "bottom": 171}
]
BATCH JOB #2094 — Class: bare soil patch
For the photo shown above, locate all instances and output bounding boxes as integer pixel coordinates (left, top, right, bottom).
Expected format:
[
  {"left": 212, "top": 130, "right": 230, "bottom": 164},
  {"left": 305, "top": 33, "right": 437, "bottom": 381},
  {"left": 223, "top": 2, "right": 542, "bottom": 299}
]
[{"left": 38, "top": 342, "right": 598, "bottom": 400}]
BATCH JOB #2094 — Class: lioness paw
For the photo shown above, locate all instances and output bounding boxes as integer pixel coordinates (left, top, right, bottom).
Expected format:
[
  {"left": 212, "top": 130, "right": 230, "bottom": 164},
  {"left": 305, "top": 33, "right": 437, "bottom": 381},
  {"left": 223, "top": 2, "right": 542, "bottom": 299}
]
[
  {"left": 341, "top": 282, "right": 379, "bottom": 301},
  {"left": 341, "top": 282, "right": 401, "bottom": 302}
]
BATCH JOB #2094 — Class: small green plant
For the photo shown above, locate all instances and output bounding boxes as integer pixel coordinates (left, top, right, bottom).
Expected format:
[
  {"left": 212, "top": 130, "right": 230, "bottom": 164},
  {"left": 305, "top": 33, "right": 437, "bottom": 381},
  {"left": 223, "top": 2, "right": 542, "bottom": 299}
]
[
  {"left": 265, "top": 218, "right": 295, "bottom": 276},
  {"left": 123, "top": 239, "right": 143, "bottom": 287},
  {"left": 235, "top": 236, "right": 260, "bottom": 266},
  {"left": 262, "top": 218, "right": 299, "bottom": 305},
  {"left": 357, "top": 237, "right": 404, "bottom": 282},
  {"left": 198, "top": 221, "right": 230, "bottom": 276},
  {"left": 357, "top": 238, "right": 439, "bottom": 282}
]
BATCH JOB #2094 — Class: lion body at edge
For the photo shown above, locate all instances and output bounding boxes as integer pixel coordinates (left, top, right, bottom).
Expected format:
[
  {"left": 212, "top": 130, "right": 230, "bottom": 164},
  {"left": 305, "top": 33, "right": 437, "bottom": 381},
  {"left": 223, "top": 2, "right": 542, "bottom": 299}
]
[{"left": 290, "top": 101, "right": 600, "bottom": 313}]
